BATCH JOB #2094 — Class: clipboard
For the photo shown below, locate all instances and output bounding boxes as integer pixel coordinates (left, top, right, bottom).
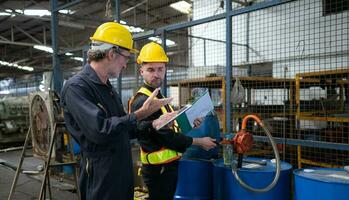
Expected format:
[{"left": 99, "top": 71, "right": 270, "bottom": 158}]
[
  {"left": 155, "top": 90, "right": 214, "bottom": 132},
  {"left": 155, "top": 104, "right": 191, "bottom": 130}
]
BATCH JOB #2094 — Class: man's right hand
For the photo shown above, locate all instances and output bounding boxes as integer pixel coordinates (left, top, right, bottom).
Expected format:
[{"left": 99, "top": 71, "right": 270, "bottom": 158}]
[
  {"left": 152, "top": 111, "right": 178, "bottom": 130},
  {"left": 135, "top": 88, "right": 173, "bottom": 120},
  {"left": 192, "top": 137, "right": 217, "bottom": 151}
]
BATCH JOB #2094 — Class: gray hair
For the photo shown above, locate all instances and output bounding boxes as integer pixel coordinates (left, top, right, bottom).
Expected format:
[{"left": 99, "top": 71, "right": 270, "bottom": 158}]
[{"left": 87, "top": 41, "right": 114, "bottom": 63}]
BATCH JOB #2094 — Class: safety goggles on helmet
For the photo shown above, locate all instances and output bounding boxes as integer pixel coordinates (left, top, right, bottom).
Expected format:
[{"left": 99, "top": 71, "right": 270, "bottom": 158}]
[
  {"left": 112, "top": 46, "right": 131, "bottom": 62},
  {"left": 90, "top": 42, "right": 131, "bottom": 61}
]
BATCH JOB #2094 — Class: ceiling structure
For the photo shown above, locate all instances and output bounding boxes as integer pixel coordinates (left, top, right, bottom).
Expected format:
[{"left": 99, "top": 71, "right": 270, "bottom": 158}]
[{"left": 0, "top": 0, "right": 192, "bottom": 78}]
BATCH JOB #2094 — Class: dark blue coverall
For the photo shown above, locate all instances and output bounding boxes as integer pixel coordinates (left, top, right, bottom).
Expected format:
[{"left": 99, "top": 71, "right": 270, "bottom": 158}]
[{"left": 61, "top": 64, "right": 150, "bottom": 200}]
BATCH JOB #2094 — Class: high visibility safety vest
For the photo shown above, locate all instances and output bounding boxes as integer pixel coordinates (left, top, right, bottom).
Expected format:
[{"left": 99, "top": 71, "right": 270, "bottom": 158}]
[{"left": 128, "top": 86, "right": 181, "bottom": 165}]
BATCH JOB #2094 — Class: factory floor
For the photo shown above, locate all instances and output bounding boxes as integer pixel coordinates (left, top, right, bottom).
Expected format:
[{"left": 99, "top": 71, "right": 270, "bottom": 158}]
[{"left": 0, "top": 149, "right": 79, "bottom": 200}]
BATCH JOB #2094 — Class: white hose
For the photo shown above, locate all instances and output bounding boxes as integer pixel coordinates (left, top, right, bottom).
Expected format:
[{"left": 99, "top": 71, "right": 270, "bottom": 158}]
[{"left": 231, "top": 125, "right": 281, "bottom": 193}]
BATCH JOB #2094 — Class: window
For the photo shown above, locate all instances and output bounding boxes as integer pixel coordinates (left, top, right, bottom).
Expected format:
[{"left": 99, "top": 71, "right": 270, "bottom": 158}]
[{"left": 323, "top": 0, "right": 349, "bottom": 15}]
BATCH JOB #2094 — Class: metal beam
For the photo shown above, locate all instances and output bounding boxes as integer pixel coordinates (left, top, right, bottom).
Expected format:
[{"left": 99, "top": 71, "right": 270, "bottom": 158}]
[
  {"left": 225, "top": 0, "right": 232, "bottom": 133},
  {"left": 115, "top": 0, "right": 120, "bottom": 21},
  {"left": 0, "top": 9, "right": 88, "bottom": 30},
  {"left": 51, "top": 0, "right": 62, "bottom": 92},
  {"left": 121, "top": 0, "right": 147, "bottom": 15},
  {"left": 162, "top": 31, "right": 167, "bottom": 96},
  {"left": 0, "top": 35, "right": 9, "bottom": 41},
  {"left": 115, "top": 0, "right": 122, "bottom": 95},
  {"left": 43, "top": 26, "right": 46, "bottom": 45},
  {"left": 28, "top": 0, "right": 49, "bottom": 10},
  {"left": 134, "top": 0, "right": 292, "bottom": 40},
  {"left": 188, "top": 34, "right": 247, "bottom": 47},
  {"left": 132, "top": 30, "right": 155, "bottom": 40},
  {"left": 157, "top": 13, "right": 225, "bottom": 33},
  {"left": 228, "top": 0, "right": 288, "bottom": 18},
  {"left": 254, "top": 136, "right": 349, "bottom": 151},
  {"left": 52, "top": 0, "right": 81, "bottom": 12},
  {"left": 14, "top": 25, "right": 42, "bottom": 45},
  {"left": 0, "top": 39, "right": 36, "bottom": 47}
]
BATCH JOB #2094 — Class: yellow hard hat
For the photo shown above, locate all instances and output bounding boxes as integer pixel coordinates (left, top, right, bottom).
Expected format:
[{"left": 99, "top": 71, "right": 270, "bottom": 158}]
[
  {"left": 137, "top": 42, "right": 169, "bottom": 64},
  {"left": 90, "top": 22, "right": 138, "bottom": 53}
]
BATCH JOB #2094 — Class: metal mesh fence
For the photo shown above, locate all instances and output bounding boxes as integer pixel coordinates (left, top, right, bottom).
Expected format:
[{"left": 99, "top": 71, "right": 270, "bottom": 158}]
[
  {"left": 1, "top": 0, "right": 347, "bottom": 169},
  {"left": 124, "top": 0, "right": 349, "bottom": 168},
  {"left": 226, "top": 0, "right": 349, "bottom": 167}
]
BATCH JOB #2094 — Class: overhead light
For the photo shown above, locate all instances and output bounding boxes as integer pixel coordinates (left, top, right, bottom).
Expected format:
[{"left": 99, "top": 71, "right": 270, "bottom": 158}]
[
  {"left": 170, "top": 1, "right": 192, "bottom": 14},
  {"left": 0, "top": 60, "right": 34, "bottom": 71},
  {"left": 4, "top": 9, "right": 74, "bottom": 17},
  {"left": 124, "top": 23, "right": 144, "bottom": 33},
  {"left": 0, "top": 90, "right": 10, "bottom": 95},
  {"left": 0, "top": 12, "right": 13, "bottom": 16},
  {"left": 58, "top": 10, "right": 75, "bottom": 15},
  {"left": 148, "top": 37, "right": 176, "bottom": 47},
  {"left": 65, "top": 52, "right": 73, "bottom": 56},
  {"left": 118, "top": 20, "right": 144, "bottom": 33},
  {"left": 71, "top": 57, "right": 83, "bottom": 62},
  {"left": 126, "top": 25, "right": 144, "bottom": 33},
  {"left": 34, "top": 45, "right": 53, "bottom": 53}
]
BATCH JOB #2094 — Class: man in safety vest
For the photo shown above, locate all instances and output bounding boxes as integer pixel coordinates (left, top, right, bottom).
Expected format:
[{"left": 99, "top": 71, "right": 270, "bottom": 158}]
[
  {"left": 129, "top": 42, "right": 217, "bottom": 200},
  {"left": 61, "top": 23, "right": 172, "bottom": 200}
]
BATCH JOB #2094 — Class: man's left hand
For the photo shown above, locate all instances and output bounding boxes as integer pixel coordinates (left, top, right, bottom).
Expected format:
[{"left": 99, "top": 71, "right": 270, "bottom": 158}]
[{"left": 193, "top": 117, "right": 203, "bottom": 128}]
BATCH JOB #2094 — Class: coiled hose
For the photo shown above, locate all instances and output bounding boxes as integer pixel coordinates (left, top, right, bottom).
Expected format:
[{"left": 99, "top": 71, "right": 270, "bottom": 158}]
[{"left": 231, "top": 115, "right": 281, "bottom": 193}]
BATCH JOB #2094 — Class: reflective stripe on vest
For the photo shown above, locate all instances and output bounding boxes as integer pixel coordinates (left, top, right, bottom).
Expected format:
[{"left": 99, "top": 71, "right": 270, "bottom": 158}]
[
  {"left": 140, "top": 147, "right": 181, "bottom": 165},
  {"left": 136, "top": 87, "right": 179, "bottom": 132},
  {"left": 130, "top": 86, "right": 181, "bottom": 165}
]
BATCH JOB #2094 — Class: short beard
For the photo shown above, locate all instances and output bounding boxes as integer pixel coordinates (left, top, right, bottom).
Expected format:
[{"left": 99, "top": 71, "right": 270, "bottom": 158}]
[{"left": 146, "top": 80, "right": 162, "bottom": 88}]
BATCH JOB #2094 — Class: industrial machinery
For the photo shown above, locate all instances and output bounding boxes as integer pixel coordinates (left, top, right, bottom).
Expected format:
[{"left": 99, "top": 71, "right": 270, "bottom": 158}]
[
  {"left": 28, "top": 91, "right": 64, "bottom": 159},
  {"left": 0, "top": 96, "right": 29, "bottom": 144},
  {"left": 9, "top": 91, "right": 80, "bottom": 200}
]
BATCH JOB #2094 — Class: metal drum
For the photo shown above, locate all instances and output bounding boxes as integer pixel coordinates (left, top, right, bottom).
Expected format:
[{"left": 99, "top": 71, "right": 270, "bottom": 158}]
[
  {"left": 174, "top": 159, "right": 213, "bottom": 200},
  {"left": 213, "top": 158, "right": 292, "bottom": 200},
  {"left": 182, "top": 115, "right": 221, "bottom": 160},
  {"left": 294, "top": 168, "right": 349, "bottom": 200}
]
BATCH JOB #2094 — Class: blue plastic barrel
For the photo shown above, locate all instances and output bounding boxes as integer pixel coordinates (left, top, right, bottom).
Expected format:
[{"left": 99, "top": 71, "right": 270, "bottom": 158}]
[
  {"left": 182, "top": 115, "right": 221, "bottom": 160},
  {"left": 213, "top": 158, "right": 292, "bottom": 200},
  {"left": 174, "top": 159, "right": 213, "bottom": 200},
  {"left": 294, "top": 168, "right": 349, "bottom": 200},
  {"left": 66, "top": 137, "right": 80, "bottom": 155},
  {"left": 63, "top": 165, "right": 74, "bottom": 175}
]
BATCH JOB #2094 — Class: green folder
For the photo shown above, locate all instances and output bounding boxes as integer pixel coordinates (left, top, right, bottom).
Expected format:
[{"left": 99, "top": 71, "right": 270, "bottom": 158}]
[
  {"left": 155, "top": 90, "right": 214, "bottom": 131},
  {"left": 176, "top": 90, "right": 214, "bottom": 133},
  {"left": 176, "top": 111, "right": 192, "bottom": 134}
]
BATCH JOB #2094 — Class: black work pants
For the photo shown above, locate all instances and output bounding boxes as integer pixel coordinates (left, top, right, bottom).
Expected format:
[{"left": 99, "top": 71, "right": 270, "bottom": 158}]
[
  {"left": 141, "top": 161, "right": 179, "bottom": 200},
  {"left": 79, "top": 152, "right": 134, "bottom": 200}
]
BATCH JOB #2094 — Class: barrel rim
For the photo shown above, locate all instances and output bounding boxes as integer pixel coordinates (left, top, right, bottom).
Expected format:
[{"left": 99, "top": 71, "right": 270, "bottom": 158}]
[
  {"left": 213, "top": 158, "right": 292, "bottom": 172},
  {"left": 293, "top": 168, "right": 349, "bottom": 185}
]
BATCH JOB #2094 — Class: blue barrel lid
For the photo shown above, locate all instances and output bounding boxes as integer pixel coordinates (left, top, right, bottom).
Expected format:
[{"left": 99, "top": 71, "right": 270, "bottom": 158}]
[
  {"left": 294, "top": 168, "right": 349, "bottom": 184},
  {"left": 213, "top": 157, "right": 292, "bottom": 172},
  {"left": 224, "top": 133, "right": 233, "bottom": 140}
]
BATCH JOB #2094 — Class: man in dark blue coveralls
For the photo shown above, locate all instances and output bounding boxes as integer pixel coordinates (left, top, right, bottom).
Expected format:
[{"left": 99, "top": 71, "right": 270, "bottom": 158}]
[{"left": 61, "top": 22, "right": 173, "bottom": 200}]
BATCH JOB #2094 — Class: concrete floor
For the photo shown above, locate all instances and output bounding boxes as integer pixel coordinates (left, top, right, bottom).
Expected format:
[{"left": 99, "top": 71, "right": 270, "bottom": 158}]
[{"left": 0, "top": 149, "right": 78, "bottom": 200}]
